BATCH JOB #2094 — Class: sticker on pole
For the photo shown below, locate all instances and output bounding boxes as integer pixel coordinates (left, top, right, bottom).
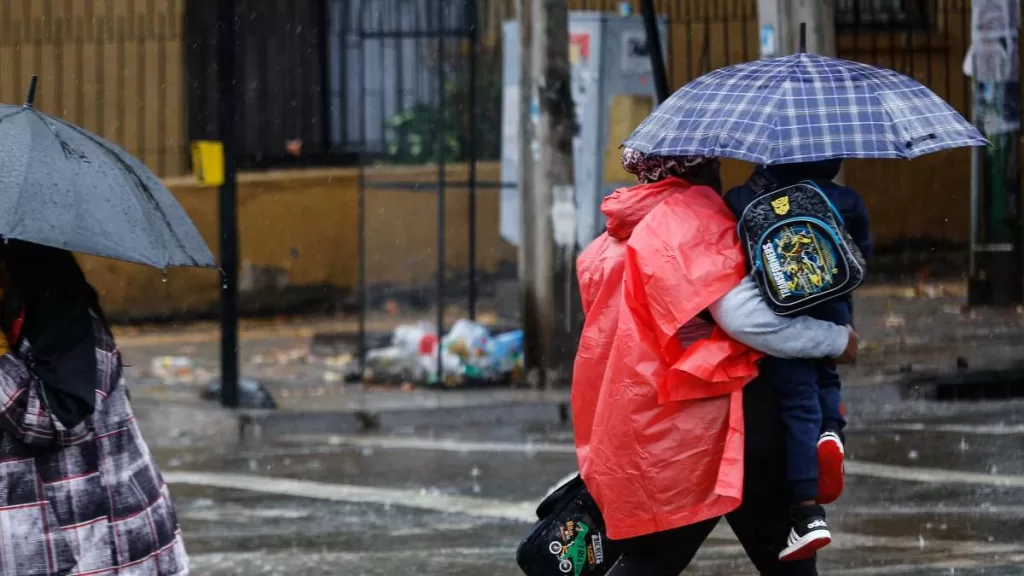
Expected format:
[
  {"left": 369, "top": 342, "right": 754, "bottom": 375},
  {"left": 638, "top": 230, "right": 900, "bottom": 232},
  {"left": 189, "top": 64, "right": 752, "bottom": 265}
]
[
  {"left": 191, "top": 140, "right": 225, "bottom": 187},
  {"left": 621, "top": 31, "right": 652, "bottom": 74},
  {"left": 551, "top": 186, "right": 577, "bottom": 248},
  {"left": 760, "top": 25, "right": 777, "bottom": 58}
]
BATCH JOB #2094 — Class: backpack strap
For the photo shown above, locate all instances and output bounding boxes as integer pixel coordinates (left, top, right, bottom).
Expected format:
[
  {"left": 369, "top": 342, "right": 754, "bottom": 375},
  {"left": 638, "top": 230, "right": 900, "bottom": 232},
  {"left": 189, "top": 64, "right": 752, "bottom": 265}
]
[
  {"left": 749, "top": 167, "right": 777, "bottom": 196},
  {"left": 798, "top": 179, "right": 846, "bottom": 228},
  {"left": 736, "top": 167, "right": 778, "bottom": 239}
]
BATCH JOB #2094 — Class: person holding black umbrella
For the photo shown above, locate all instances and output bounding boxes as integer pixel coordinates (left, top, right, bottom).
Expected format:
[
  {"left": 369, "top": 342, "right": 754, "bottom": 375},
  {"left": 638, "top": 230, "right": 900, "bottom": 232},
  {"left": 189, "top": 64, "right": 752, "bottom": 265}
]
[
  {"left": 0, "top": 240, "right": 189, "bottom": 574},
  {"left": 0, "top": 77, "right": 216, "bottom": 576}
]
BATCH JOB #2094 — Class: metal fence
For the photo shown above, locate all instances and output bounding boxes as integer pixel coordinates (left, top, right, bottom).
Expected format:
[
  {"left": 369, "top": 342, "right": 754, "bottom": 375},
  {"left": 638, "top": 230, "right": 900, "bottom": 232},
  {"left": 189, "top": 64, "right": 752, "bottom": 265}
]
[
  {"left": 837, "top": 0, "right": 974, "bottom": 117},
  {"left": 186, "top": 0, "right": 355, "bottom": 170},
  {"left": 352, "top": 0, "right": 496, "bottom": 379}
]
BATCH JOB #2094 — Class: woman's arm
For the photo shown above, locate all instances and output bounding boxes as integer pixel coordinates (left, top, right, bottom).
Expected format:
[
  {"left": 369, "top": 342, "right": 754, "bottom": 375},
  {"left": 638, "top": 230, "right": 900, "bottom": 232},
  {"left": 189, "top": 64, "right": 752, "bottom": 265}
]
[{"left": 710, "top": 276, "right": 852, "bottom": 360}]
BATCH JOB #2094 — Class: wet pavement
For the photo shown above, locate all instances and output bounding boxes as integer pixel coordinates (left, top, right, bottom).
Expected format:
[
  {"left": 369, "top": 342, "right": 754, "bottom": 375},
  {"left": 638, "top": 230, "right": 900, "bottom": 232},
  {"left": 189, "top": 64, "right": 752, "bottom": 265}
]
[
  {"left": 104, "top": 293, "right": 1024, "bottom": 574},
  {"left": 129, "top": 387, "right": 1024, "bottom": 574}
]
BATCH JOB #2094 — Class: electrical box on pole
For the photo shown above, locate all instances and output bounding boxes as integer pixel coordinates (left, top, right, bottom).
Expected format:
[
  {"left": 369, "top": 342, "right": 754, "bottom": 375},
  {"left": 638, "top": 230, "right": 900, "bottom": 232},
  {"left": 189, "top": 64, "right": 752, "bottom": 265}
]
[{"left": 500, "top": 12, "right": 668, "bottom": 250}]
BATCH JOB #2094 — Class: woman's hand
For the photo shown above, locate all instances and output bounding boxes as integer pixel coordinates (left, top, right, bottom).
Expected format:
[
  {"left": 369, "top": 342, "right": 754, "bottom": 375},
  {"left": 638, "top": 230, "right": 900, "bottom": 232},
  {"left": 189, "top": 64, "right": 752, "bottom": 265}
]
[{"left": 834, "top": 326, "right": 859, "bottom": 364}]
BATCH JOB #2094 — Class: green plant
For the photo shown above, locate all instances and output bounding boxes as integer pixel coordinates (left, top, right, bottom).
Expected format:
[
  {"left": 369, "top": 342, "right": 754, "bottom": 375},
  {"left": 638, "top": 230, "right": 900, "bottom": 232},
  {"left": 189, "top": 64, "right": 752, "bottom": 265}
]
[
  {"left": 386, "top": 104, "right": 462, "bottom": 164},
  {"left": 384, "top": 39, "right": 503, "bottom": 165}
]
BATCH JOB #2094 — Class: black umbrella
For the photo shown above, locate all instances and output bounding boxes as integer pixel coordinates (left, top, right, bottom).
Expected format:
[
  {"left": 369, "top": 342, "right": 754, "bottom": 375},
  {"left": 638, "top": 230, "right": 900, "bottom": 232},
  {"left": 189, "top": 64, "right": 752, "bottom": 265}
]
[{"left": 0, "top": 77, "right": 215, "bottom": 269}]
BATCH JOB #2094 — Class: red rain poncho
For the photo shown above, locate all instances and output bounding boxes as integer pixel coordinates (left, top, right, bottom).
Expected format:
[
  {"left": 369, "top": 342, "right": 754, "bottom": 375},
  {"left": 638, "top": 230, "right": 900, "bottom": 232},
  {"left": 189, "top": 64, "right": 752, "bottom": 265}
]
[{"left": 573, "top": 177, "right": 763, "bottom": 540}]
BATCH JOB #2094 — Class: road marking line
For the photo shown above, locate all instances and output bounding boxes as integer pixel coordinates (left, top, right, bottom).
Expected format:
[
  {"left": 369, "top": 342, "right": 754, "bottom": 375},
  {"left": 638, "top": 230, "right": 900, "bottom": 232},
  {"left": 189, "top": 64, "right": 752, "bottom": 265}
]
[
  {"left": 164, "top": 471, "right": 538, "bottom": 522},
  {"left": 859, "top": 422, "right": 1024, "bottom": 436},
  {"left": 280, "top": 434, "right": 577, "bottom": 454},
  {"left": 279, "top": 434, "right": 1024, "bottom": 489},
  {"left": 297, "top": 434, "right": 1024, "bottom": 488},
  {"left": 836, "top": 504, "right": 1024, "bottom": 516},
  {"left": 845, "top": 461, "right": 1024, "bottom": 488},
  {"left": 165, "top": 470, "right": 1024, "bottom": 562},
  {"left": 834, "top": 555, "right": 1024, "bottom": 575}
]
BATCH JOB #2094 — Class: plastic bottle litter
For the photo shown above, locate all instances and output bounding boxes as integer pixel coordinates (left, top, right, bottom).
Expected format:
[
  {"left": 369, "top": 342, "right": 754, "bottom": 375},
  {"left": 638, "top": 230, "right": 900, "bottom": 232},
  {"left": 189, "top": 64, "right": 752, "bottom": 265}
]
[
  {"left": 364, "top": 346, "right": 426, "bottom": 384},
  {"left": 420, "top": 349, "right": 467, "bottom": 386},
  {"left": 150, "top": 356, "right": 197, "bottom": 384},
  {"left": 364, "top": 320, "right": 523, "bottom": 387},
  {"left": 392, "top": 323, "right": 437, "bottom": 355},
  {"left": 486, "top": 330, "right": 524, "bottom": 375},
  {"left": 442, "top": 320, "right": 490, "bottom": 362}
]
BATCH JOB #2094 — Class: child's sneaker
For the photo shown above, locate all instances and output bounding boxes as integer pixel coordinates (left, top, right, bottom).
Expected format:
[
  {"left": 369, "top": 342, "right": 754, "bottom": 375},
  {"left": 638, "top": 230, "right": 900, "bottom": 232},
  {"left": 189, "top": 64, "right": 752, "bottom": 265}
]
[
  {"left": 779, "top": 504, "right": 832, "bottom": 561},
  {"left": 817, "top": 429, "right": 845, "bottom": 504}
]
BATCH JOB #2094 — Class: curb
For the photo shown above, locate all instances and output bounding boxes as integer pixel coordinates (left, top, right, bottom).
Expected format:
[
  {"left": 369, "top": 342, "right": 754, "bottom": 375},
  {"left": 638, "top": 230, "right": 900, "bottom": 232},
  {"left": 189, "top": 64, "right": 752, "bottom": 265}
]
[
  {"left": 234, "top": 400, "right": 571, "bottom": 440},
  {"left": 133, "top": 366, "right": 1024, "bottom": 444}
]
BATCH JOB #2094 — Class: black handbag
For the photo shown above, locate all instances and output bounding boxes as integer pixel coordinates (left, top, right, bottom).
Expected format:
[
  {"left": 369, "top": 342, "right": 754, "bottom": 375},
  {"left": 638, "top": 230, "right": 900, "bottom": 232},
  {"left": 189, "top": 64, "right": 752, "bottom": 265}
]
[{"left": 516, "top": 474, "right": 623, "bottom": 575}]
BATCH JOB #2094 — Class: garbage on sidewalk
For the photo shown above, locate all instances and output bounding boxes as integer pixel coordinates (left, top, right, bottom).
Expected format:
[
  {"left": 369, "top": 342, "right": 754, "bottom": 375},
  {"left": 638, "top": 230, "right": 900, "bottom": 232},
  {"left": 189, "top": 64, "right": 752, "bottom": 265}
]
[
  {"left": 201, "top": 377, "right": 278, "bottom": 410},
  {"left": 362, "top": 320, "right": 524, "bottom": 387},
  {"left": 149, "top": 356, "right": 214, "bottom": 385}
]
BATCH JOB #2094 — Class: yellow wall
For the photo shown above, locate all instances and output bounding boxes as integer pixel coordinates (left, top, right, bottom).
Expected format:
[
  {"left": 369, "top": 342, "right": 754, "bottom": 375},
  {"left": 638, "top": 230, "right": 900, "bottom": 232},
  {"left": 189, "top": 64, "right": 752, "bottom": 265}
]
[
  {"left": 88, "top": 152, "right": 973, "bottom": 320},
  {"left": 82, "top": 163, "right": 516, "bottom": 319}
]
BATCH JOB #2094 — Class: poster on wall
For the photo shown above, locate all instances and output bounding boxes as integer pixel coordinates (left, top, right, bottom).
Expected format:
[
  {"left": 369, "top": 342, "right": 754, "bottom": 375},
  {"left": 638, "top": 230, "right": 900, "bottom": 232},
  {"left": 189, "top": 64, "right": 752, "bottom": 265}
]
[
  {"left": 620, "top": 30, "right": 652, "bottom": 73},
  {"left": 501, "top": 86, "right": 519, "bottom": 173},
  {"left": 569, "top": 30, "right": 593, "bottom": 166},
  {"left": 966, "top": 0, "right": 1018, "bottom": 82},
  {"left": 967, "top": 0, "right": 1021, "bottom": 246}
]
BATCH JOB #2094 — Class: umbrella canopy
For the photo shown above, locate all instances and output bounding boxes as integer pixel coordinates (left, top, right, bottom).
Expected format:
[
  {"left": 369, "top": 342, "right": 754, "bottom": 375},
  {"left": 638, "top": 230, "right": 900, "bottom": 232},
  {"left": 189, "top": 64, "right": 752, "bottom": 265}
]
[
  {"left": 0, "top": 79, "right": 215, "bottom": 269},
  {"left": 623, "top": 53, "right": 987, "bottom": 165}
]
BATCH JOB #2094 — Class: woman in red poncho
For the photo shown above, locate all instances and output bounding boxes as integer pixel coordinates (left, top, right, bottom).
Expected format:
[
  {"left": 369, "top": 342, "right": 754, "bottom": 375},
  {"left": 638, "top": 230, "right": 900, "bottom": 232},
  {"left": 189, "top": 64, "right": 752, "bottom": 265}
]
[{"left": 573, "top": 149, "right": 857, "bottom": 575}]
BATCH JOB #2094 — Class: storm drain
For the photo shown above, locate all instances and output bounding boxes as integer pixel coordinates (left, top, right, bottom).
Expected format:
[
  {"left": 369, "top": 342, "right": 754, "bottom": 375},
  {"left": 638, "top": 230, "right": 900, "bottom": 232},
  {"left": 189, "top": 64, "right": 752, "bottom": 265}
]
[{"left": 902, "top": 366, "right": 1024, "bottom": 401}]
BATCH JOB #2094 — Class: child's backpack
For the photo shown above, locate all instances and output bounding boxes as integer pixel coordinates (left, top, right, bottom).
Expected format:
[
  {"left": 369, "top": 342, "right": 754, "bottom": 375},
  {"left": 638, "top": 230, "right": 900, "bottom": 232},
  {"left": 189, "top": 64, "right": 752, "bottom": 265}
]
[{"left": 737, "top": 179, "right": 866, "bottom": 316}]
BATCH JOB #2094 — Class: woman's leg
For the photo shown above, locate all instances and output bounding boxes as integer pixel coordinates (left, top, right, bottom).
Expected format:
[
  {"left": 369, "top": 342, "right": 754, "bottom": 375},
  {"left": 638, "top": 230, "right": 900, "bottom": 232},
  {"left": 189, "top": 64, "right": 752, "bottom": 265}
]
[
  {"left": 606, "top": 517, "right": 720, "bottom": 575},
  {"left": 726, "top": 376, "right": 819, "bottom": 575}
]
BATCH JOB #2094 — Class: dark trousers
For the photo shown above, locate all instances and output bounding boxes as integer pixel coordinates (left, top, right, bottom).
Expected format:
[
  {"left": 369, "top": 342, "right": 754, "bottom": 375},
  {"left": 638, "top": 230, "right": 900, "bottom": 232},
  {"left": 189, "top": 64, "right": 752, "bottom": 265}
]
[
  {"left": 761, "top": 297, "right": 852, "bottom": 502},
  {"left": 762, "top": 357, "right": 824, "bottom": 503},
  {"left": 606, "top": 377, "right": 817, "bottom": 575}
]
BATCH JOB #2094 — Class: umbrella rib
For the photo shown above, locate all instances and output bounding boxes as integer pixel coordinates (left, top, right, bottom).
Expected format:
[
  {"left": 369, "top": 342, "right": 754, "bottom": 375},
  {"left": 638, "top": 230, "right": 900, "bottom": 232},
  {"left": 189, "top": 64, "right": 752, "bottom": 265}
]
[
  {"left": 0, "top": 108, "right": 27, "bottom": 125},
  {"left": 51, "top": 118, "right": 200, "bottom": 267}
]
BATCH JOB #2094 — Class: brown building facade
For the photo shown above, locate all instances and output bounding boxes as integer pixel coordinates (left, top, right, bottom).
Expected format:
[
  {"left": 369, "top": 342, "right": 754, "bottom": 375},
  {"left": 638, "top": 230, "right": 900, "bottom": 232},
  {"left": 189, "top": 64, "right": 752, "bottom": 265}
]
[{"left": 0, "top": 0, "right": 991, "bottom": 318}]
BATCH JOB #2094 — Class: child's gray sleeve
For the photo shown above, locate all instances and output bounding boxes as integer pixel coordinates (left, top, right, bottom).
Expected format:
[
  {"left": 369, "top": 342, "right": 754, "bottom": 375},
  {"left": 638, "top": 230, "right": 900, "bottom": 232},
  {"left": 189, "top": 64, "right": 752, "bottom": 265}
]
[{"left": 709, "top": 276, "right": 849, "bottom": 359}]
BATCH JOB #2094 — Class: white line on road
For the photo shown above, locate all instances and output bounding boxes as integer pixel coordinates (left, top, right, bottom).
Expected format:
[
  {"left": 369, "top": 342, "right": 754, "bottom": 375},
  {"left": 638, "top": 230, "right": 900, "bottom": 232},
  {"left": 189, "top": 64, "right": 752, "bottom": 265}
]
[
  {"left": 163, "top": 471, "right": 538, "bottom": 523},
  {"left": 845, "top": 461, "right": 1024, "bottom": 488},
  {"left": 279, "top": 434, "right": 1024, "bottom": 490},
  {"left": 164, "top": 470, "right": 1024, "bottom": 563},
  {"left": 858, "top": 422, "right": 1024, "bottom": 436},
  {"left": 280, "top": 434, "right": 577, "bottom": 454},
  {"left": 832, "top": 554, "right": 1024, "bottom": 575}
]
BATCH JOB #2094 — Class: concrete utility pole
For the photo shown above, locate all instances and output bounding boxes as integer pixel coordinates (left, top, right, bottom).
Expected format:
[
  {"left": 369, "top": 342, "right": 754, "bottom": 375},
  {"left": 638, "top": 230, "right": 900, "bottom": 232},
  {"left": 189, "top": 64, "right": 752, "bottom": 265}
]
[
  {"left": 758, "top": 0, "right": 836, "bottom": 57},
  {"left": 790, "top": 0, "right": 836, "bottom": 56},
  {"left": 516, "top": 0, "right": 551, "bottom": 389},
  {"left": 517, "top": 0, "right": 576, "bottom": 389},
  {"left": 534, "top": 0, "right": 578, "bottom": 385},
  {"left": 759, "top": 0, "right": 841, "bottom": 182}
]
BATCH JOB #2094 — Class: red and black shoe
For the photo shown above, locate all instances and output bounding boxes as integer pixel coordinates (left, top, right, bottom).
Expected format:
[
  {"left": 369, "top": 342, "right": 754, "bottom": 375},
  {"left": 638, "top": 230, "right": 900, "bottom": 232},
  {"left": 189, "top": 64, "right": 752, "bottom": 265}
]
[
  {"left": 779, "top": 504, "right": 832, "bottom": 561},
  {"left": 817, "top": 429, "right": 845, "bottom": 505}
]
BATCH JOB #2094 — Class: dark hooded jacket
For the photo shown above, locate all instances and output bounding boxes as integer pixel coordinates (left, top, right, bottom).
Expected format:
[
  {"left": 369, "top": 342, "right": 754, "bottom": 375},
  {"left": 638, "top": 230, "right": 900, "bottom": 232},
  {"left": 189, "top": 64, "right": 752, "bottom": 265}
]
[
  {"left": 1, "top": 241, "right": 103, "bottom": 428},
  {"left": 724, "top": 160, "right": 873, "bottom": 260}
]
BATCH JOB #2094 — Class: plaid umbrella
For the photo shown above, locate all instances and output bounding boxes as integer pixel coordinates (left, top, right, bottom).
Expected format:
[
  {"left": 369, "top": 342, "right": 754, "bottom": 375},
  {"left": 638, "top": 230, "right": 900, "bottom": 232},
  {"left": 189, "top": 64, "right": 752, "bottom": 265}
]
[{"left": 623, "top": 53, "right": 987, "bottom": 164}]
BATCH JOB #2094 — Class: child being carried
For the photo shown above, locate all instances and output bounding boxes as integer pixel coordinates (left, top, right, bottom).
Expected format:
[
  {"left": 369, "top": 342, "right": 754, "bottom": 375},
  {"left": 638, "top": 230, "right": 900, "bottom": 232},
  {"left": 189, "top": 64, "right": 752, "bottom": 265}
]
[{"left": 725, "top": 159, "right": 872, "bottom": 562}]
